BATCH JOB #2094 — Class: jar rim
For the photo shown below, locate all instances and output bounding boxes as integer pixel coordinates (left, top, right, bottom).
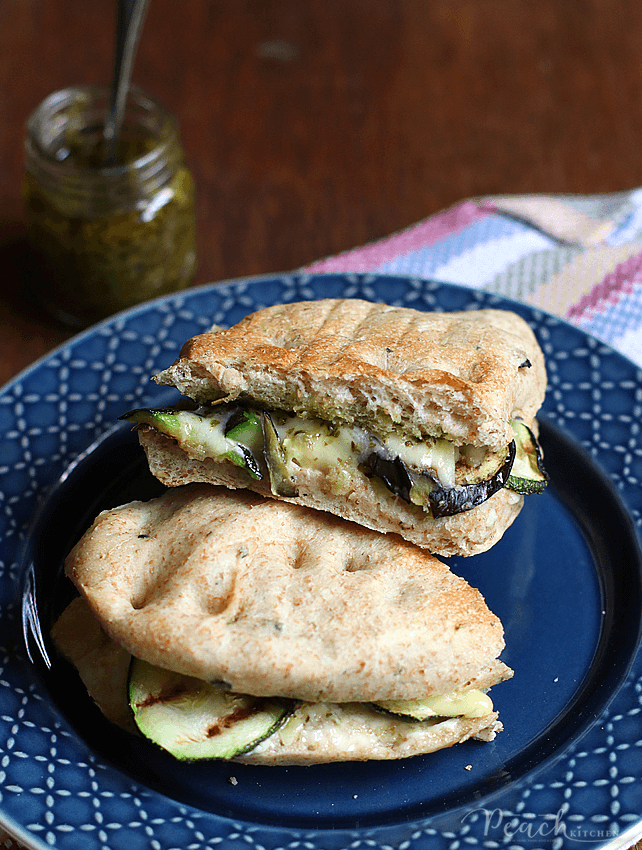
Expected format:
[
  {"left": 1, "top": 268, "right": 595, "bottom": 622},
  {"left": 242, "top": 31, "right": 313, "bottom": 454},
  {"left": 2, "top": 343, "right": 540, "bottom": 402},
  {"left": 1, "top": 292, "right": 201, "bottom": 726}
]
[
  {"left": 25, "top": 83, "right": 179, "bottom": 178},
  {"left": 24, "top": 84, "right": 186, "bottom": 214}
]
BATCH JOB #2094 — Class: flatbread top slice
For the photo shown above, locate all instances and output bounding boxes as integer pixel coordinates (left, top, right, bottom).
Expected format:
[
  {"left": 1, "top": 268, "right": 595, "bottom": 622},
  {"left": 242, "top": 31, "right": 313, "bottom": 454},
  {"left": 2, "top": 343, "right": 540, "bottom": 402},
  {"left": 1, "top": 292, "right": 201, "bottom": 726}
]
[
  {"left": 153, "top": 299, "right": 546, "bottom": 451},
  {"left": 66, "top": 484, "right": 512, "bottom": 703}
]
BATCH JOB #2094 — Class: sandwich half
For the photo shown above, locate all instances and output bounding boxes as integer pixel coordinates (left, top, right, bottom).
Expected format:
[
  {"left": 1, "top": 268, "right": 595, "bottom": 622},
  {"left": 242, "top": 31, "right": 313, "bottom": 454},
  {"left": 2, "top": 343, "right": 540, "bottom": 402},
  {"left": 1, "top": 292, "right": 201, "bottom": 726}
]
[
  {"left": 54, "top": 484, "right": 513, "bottom": 765},
  {"left": 123, "top": 299, "right": 548, "bottom": 556}
]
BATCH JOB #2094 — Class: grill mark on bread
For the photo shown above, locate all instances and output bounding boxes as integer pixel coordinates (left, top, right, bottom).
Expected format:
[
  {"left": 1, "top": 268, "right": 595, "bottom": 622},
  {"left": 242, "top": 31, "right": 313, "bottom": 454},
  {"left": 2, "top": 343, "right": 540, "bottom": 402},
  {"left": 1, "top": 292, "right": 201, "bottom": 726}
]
[
  {"left": 155, "top": 300, "right": 546, "bottom": 453},
  {"left": 325, "top": 298, "right": 355, "bottom": 346}
]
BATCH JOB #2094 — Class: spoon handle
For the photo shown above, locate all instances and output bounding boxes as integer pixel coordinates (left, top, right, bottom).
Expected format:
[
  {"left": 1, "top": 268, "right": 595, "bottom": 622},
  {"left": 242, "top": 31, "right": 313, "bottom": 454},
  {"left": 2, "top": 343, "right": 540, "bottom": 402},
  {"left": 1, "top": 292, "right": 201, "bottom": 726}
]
[{"left": 103, "top": 0, "right": 151, "bottom": 164}]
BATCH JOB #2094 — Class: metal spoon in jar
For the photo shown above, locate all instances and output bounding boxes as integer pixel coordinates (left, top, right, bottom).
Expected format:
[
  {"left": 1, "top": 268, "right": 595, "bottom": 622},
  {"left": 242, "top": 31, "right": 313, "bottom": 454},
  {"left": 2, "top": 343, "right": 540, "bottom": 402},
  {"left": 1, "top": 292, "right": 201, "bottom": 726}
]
[{"left": 103, "top": 0, "right": 151, "bottom": 165}]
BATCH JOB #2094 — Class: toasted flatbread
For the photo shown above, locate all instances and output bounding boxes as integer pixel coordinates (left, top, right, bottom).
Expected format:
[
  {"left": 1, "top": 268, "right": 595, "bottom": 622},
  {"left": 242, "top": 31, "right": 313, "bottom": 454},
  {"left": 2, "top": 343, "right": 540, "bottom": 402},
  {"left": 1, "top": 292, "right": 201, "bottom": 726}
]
[
  {"left": 52, "top": 597, "right": 503, "bottom": 765},
  {"left": 57, "top": 483, "right": 512, "bottom": 763},
  {"left": 154, "top": 299, "right": 546, "bottom": 450},
  {"left": 130, "top": 299, "right": 545, "bottom": 556},
  {"left": 51, "top": 596, "right": 134, "bottom": 730},
  {"left": 65, "top": 484, "right": 512, "bottom": 704}
]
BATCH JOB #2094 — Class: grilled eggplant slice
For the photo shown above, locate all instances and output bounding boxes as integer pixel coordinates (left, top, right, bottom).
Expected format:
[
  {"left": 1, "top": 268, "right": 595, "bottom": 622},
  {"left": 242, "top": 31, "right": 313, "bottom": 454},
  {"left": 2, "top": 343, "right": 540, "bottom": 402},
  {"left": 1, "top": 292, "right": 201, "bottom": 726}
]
[
  {"left": 419, "top": 442, "right": 516, "bottom": 518},
  {"left": 363, "top": 453, "right": 414, "bottom": 502},
  {"left": 261, "top": 411, "right": 299, "bottom": 497},
  {"left": 129, "top": 658, "right": 292, "bottom": 761}
]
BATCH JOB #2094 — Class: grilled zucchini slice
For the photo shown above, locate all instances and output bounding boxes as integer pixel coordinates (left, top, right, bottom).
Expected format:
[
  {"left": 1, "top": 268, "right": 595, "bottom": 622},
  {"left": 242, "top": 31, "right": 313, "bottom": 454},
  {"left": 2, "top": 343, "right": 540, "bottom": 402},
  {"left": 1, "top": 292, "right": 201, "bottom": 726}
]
[
  {"left": 129, "top": 659, "right": 292, "bottom": 760},
  {"left": 505, "top": 420, "right": 548, "bottom": 494}
]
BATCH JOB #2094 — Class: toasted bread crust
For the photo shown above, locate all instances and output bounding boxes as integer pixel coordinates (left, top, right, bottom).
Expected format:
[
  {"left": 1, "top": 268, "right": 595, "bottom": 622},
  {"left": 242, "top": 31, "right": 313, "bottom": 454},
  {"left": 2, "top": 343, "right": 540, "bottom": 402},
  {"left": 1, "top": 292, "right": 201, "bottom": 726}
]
[
  {"left": 53, "top": 597, "right": 504, "bottom": 764},
  {"left": 153, "top": 300, "right": 546, "bottom": 451},
  {"left": 66, "top": 484, "right": 512, "bottom": 703},
  {"left": 138, "top": 429, "right": 524, "bottom": 556}
]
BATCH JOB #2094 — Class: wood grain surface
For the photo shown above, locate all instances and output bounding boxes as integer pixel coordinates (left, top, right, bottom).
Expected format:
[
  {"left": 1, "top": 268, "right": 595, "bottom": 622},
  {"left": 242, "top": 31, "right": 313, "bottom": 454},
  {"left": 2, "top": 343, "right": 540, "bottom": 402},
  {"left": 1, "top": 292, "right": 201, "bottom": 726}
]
[
  {"left": 0, "top": 3, "right": 641, "bottom": 848},
  {"left": 3, "top": 0, "right": 642, "bottom": 386}
]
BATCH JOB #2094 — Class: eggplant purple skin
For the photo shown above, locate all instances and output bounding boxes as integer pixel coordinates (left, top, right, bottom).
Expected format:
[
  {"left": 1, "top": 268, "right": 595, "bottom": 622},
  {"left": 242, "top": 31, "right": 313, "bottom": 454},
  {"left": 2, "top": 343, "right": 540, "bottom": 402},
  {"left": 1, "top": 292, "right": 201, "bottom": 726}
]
[
  {"left": 260, "top": 410, "right": 299, "bottom": 498},
  {"left": 363, "top": 454, "right": 414, "bottom": 502},
  {"left": 364, "top": 440, "right": 518, "bottom": 519},
  {"left": 122, "top": 402, "right": 534, "bottom": 518},
  {"left": 427, "top": 440, "right": 517, "bottom": 518}
]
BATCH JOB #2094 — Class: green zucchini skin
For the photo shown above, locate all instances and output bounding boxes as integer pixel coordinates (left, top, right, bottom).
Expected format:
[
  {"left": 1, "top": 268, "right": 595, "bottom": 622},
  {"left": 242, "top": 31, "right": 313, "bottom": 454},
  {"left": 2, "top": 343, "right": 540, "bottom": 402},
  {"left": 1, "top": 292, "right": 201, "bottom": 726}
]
[
  {"left": 505, "top": 421, "right": 549, "bottom": 494},
  {"left": 120, "top": 407, "right": 187, "bottom": 439},
  {"left": 128, "top": 658, "right": 293, "bottom": 761},
  {"left": 121, "top": 403, "right": 547, "bottom": 513},
  {"left": 120, "top": 405, "right": 263, "bottom": 480},
  {"left": 224, "top": 407, "right": 261, "bottom": 442}
]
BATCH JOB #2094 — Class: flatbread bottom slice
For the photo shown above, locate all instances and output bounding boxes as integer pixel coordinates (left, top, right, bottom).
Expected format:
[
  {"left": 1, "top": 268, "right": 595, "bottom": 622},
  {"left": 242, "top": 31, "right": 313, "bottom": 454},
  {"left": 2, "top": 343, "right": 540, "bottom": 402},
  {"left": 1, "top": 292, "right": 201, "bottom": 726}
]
[
  {"left": 240, "top": 704, "right": 501, "bottom": 765},
  {"left": 52, "top": 598, "right": 502, "bottom": 765},
  {"left": 139, "top": 429, "right": 524, "bottom": 557},
  {"left": 51, "top": 596, "right": 134, "bottom": 730}
]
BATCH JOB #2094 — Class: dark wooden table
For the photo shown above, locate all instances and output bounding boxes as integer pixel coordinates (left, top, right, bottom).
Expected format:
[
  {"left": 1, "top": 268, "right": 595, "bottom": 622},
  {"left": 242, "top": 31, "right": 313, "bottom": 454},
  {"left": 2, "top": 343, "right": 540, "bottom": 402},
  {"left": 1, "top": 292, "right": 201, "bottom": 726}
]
[
  {"left": 1, "top": 4, "right": 642, "bottom": 848},
  {"left": 4, "top": 0, "right": 642, "bottom": 388}
]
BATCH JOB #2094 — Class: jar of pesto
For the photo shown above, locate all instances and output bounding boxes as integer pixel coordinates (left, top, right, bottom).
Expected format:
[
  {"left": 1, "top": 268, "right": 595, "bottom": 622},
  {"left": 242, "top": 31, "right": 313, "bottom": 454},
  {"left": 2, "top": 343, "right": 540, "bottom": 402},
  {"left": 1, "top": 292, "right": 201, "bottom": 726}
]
[{"left": 23, "top": 85, "right": 197, "bottom": 327}]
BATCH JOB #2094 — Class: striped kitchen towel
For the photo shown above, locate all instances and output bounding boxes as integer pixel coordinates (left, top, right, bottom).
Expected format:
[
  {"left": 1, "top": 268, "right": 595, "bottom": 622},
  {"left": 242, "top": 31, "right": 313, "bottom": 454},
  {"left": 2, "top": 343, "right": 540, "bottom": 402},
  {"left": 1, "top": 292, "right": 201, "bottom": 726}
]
[{"left": 306, "top": 189, "right": 642, "bottom": 367}]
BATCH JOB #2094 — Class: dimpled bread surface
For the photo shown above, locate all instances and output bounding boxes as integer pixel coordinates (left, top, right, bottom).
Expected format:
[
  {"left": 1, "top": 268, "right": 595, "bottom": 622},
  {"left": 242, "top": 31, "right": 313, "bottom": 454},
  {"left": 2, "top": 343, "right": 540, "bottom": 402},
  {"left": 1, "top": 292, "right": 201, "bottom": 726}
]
[{"left": 65, "top": 484, "right": 513, "bottom": 704}]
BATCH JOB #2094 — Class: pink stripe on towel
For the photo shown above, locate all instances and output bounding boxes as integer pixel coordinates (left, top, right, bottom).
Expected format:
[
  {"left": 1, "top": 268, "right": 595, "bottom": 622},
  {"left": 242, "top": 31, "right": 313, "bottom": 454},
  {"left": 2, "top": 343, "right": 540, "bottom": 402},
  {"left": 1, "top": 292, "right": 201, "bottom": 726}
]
[
  {"left": 305, "top": 201, "right": 489, "bottom": 273},
  {"left": 566, "top": 247, "right": 642, "bottom": 321}
]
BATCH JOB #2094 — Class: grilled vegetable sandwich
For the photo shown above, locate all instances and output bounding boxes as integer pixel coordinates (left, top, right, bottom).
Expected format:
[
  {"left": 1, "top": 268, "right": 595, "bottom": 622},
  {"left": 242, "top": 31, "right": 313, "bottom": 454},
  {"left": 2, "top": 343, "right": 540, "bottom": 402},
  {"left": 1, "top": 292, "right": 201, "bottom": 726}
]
[
  {"left": 123, "top": 298, "right": 548, "bottom": 556},
  {"left": 53, "top": 484, "right": 513, "bottom": 765}
]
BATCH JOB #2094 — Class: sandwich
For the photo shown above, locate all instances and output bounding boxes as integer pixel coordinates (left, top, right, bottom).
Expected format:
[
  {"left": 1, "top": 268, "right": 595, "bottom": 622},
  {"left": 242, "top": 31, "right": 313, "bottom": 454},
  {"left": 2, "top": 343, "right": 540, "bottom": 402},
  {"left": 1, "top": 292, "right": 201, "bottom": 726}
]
[
  {"left": 53, "top": 483, "right": 513, "bottom": 765},
  {"left": 122, "top": 298, "right": 548, "bottom": 557}
]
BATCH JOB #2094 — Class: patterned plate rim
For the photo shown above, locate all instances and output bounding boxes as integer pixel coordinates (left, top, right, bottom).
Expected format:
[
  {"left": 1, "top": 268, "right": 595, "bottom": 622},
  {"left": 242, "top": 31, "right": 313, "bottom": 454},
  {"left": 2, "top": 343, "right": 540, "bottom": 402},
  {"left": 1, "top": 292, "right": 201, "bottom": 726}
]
[{"left": 0, "top": 271, "right": 641, "bottom": 850}]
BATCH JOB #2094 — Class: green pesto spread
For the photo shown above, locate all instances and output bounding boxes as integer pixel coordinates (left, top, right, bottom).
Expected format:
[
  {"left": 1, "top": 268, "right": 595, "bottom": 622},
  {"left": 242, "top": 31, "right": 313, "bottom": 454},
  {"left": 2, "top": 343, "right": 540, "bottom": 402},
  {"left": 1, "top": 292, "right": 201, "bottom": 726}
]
[{"left": 23, "top": 127, "right": 197, "bottom": 326}]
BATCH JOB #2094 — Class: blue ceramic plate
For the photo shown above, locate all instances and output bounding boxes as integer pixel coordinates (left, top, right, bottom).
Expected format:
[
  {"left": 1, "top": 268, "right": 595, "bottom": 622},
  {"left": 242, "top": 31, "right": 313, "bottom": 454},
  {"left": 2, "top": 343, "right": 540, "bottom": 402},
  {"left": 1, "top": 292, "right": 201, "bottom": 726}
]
[{"left": 1, "top": 273, "right": 641, "bottom": 850}]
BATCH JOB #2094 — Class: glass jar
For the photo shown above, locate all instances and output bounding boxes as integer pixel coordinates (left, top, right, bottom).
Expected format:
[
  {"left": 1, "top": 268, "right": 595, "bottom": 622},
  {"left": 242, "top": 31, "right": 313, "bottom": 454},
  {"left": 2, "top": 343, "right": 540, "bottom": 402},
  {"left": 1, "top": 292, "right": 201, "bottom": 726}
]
[{"left": 23, "top": 85, "right": 197, "bottom": 327}]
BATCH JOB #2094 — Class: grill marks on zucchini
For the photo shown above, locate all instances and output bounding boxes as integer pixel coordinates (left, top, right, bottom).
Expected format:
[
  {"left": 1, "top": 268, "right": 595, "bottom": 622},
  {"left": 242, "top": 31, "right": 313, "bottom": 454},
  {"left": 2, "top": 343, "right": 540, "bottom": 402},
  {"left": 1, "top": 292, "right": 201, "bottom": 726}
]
[
  {"left": 128, "top": 659, "right": 498, "bottom": 761},
  {"left": 121, "top": 403, "right": 548, "bottom": 516},
  {"left": 129, "top": 658, "right": 293, "bottom": 760}
]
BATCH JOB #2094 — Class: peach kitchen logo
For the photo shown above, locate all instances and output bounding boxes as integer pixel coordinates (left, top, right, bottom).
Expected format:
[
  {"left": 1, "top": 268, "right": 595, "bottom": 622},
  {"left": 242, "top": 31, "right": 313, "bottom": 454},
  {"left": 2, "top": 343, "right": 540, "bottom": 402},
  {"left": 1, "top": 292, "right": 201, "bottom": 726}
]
[{"left": 461, "top": 807, "right": 620, "bottom": 844}]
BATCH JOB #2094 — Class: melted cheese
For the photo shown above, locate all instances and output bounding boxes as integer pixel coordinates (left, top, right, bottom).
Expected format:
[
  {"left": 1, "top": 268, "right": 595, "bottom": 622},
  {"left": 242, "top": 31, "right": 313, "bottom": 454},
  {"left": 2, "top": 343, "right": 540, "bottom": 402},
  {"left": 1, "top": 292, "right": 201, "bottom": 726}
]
[
  {"left": 157, "top": 407, "right": 479, "bottom": 490},
  {"left": 278, "top": 416, "right": 362, "bottom": 472},
  {"left": 164, "top": 410, "right": 228, "bottom": 460},
  {"left": 276, "top": 414, "right": 458, "bottom": 487},
  {"left": 385, "top": 434, "right": 456, "bottom": 488},
  {"left": 376, "top": 689, "right": 493, "bottom": 720},
  {"left": 275, "top": 690, "right": 493, "bottom": 751}
]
